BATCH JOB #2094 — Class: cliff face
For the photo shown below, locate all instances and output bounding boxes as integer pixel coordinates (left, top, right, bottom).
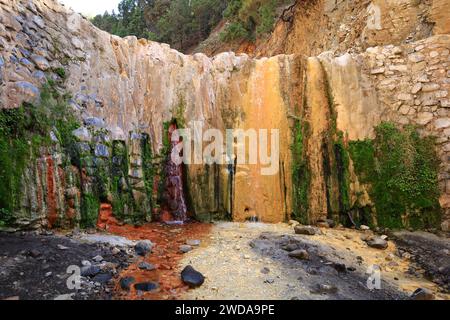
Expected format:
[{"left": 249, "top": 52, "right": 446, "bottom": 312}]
[
  {"left": 0, "top": 0, "right": 449, "bottom": 231},
  {"left": 0, "top": 0, "right": 299, "bottom": 226}
]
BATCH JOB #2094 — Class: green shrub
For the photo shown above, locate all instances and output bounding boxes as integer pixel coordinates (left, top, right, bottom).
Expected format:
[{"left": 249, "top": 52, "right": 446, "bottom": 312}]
[
  {"left": 220, "top": 21, "right": 250, "bottom": 41},
  {"left": 80, "top": 193, "right": 100, "bottom": 228},
  {"left": 349, "top": 122, "right": 441, "bottom": 229}
]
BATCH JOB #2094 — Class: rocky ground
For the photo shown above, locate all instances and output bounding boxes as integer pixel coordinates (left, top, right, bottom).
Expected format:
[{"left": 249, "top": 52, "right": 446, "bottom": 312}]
[
  {"left": 180, "top": 222, "right": 450, "bottom": 300},
  {"left": 0, "top": 230, "right": 133, "bottom": 300},
  {"left": 1, "top": 222, "right": 448, "bottom": 300}
]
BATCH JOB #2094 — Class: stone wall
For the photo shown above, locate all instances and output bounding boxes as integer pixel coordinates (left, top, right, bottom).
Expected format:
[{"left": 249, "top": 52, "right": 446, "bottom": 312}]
[
  {"left": 319, "top": 35, "right": 450, "bottom": 230},
  {"left": 0, "top": 0, "right": 448, "bottom": 229},
  {"left": 0, "top": 0, "right": 299, "bottom": 225}
]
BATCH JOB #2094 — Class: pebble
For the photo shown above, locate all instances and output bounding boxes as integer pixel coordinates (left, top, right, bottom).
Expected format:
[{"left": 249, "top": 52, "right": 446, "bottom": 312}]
[
  {"left": 179, "top": 245, "right": 193, "bottom": 253},
  {"left": 186, "top": 239, "right": 201, "bottom": 246},
  {"left": 92, "top": 255, "right": 103, "bottom": 262},
  {"left": 81, "top": 265, "right": 101, "bottom": 277},
  {"left": 261, "top": 267, "right": 270, "bottom": 274},
  {"left": 29, "top": 249, "right": 41, "bottom": 258},
  {"left": 332, "top": 263, "right": 347, "bottom": 273},
  {"left": 312, "top": 284, "right": 339, "bottom": 295},
  {"left": 138, "top": 262, "right": 156, "bottom": 271},
  {"left": 81, "top": 260, "right": 91, "bottom": 267}
]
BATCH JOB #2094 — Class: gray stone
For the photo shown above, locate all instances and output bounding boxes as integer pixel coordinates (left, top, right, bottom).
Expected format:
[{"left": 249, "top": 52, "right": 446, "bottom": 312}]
[
  {"left": 370, "top": 67, "right": 385, "bottom": 74},
  {"left": 135, "top": 240, "right": 153, "bottom": 256},
  {"left": 32, "top": 15, "right": 45, "bottom": 29},
  {"left": 422, "top": 83, "right": 440, "bottom": 92},
  {"left": 179, "top": 245, "right": 193, "bottom": 253},
  {"left": 408, "top": 53, "right": 425, "bottom": 63},
  {"left": 84, "top": 117, "right": 106, "bottom": 128},
  {"left": 434, "top": 118, "right": 450, "bottom": 129},
  {"left": 92, "top": 255, "right": 103, "bottom": 262},
  {"left": 12, "top": 81, "right": 40, "bottom": 103},
  {"left": 94, "top": 144, "right": 109, "bottom": 158},
  {"left": 397, "top": 93, "right": 413, "bottom": 101},
  {"left": 411, "top": 83, "right": 422, "bottom": 94},
  {"left": 294, "top": 225, "right": 319, "bottom": 236},
  {"left": 81, "top": 265, "right": 101, "bottom": 277},
  {"left": 54, "top": 294, "right": 74, "bottom": 300},
  {"left": 281, "top": 243, "right": 299, "bottom": 252},
  {"left": 389, "top": 65, "right": 408, "bottom": 72},
  {"left": 186, "top": 239, "right": 201, "bottom": 246},
  {"left": 30, "top": 55, "right": 50, "bottom": 71},
  {"left": 311, "top": 283, "right": 339, "bottom": 295},
  {"left": 32, "top": 70, "right": 47, "bottom": 84},
  {"left": 261, "top": 267, "right": 270, "bottom": 274},
  {"left": 110, "top": 126, "right": 126, "bottom": 141},
  {"left": 366, "top": 237, "right": 388, "bottom": 250},
  {"left": 20, "top": 58, "right": 33, "bottom": 69},
  {"left": 416, "top": 112, "right": 434, "bottom": 125},
  {"left": 138, "top": 262, "right": 156, "bottom": 271},
  {"left": 76, "top": 142, "right": 91, "bottom": 155},
  {"left": 72, "top": 127, "right": 91, "bottom": 142},
  {"left": 288, "top": 249, "right": 309, "bottom": 260},
  {"left": 80, "top": 259, "right": 91, "bottom": 266},
  {"left": 129, "top": 169, "right": 143, "bottom": 179},
  {"left": 49, "top": 131, "right": 59, "bottom": 142}
]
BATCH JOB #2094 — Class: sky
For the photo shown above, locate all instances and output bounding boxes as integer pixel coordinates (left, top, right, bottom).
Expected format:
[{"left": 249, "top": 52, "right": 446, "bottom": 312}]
[{"left": 59, "top": 0, "right": 121, "bottom": 17}]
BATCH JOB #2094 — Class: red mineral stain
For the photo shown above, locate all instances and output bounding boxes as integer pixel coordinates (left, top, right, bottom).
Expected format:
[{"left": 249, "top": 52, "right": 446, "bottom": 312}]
[
  {"left": 97, "top": 203, "right": 118, "bottom": 230},
  {"left": 36, "top": 161, "right": 43, "bottom": 215},
  {"left": 46, "top": 156, "right": 58, "bottom": 228},
  {"left": 101, "top": 216, "right": 212, "bottom": 300}
]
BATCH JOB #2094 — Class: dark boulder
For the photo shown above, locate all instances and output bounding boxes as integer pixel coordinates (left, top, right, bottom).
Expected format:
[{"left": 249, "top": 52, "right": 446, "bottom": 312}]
[
  {"left": 181, "top": 265, "right": 205, "bottom": 288},
  {"left": 120, "top": 277, "right": 136, "bottom": 291},
  {"left": 134, "top": 282, "right": 159, "bottom": 292},
  {"left": 135, "top": 240, "right": 153, "bottom": 256}
]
